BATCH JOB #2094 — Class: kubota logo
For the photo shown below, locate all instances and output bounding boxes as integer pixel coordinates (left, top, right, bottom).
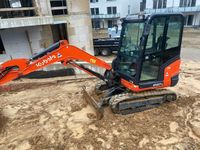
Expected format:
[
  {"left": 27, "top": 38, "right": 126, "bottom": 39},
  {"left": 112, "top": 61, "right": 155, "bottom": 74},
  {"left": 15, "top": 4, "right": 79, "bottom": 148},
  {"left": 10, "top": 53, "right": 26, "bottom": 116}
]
[{"left": 36, "top": 55, "right": 57, "bottom": 67}]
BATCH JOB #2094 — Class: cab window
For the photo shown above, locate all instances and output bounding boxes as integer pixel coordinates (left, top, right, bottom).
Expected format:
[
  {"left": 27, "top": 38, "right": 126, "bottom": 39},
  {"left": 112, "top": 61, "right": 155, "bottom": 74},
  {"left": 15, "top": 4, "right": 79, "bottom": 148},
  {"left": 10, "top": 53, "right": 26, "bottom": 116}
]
[
  {"left": 166, "top": 16, "right": 182, "bottom": 50},
  {"left": 117, "top": 22, "right": 144, "bottom": 78},
  {"left": 146, "top": 17, "right": 166, "bottom": 54},
  {"left": 140, "top": 17, "right": 166, "bottom": 81}
]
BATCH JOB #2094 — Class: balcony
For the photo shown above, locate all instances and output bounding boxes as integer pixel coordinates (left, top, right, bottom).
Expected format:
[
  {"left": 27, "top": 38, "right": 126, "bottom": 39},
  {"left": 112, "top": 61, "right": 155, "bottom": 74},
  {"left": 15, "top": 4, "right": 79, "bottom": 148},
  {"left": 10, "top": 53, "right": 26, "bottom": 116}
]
[
  {"left": 145, "top": 6, "right": 200, "bottom": 14},
  {"left": 91, "top": 13, "right": 120, "bottom": 19},
  {"left": 0, "top": 0, "right": 68, "bottom": 29}
]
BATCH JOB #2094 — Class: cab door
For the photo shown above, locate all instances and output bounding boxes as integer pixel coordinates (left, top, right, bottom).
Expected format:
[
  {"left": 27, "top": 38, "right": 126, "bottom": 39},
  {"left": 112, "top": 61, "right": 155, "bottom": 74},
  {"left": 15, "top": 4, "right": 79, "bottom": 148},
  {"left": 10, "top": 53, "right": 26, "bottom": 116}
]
[
  {"left": 139, "top": 14, "right": 184, "bottom": 89},
  {"left": 139, "top": 16, "right": 166, "bottom": 88}
]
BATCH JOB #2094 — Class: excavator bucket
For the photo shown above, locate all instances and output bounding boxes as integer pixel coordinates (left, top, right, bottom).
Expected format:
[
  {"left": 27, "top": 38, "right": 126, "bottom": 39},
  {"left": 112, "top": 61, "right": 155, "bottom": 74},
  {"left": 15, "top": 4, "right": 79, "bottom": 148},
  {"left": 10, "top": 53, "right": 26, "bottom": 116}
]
[{"left": 82, "top": 87, "right": 104, "bottom": 120}]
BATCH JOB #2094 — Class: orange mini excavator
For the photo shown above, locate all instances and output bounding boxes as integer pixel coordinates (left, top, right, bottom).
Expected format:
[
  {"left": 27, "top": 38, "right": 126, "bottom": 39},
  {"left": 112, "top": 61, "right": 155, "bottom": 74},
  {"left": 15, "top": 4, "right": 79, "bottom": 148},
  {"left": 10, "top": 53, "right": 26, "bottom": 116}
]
[{"left": 0, "top": 13, "right": 184, "bottom": 118}]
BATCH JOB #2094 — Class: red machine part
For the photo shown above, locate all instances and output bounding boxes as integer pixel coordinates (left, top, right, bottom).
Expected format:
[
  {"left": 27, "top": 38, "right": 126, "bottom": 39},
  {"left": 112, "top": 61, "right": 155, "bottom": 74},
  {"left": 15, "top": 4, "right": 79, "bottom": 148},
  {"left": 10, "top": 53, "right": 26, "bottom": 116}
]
[{"left": 121, "top": 59, "right": 181, "bottom": 92}]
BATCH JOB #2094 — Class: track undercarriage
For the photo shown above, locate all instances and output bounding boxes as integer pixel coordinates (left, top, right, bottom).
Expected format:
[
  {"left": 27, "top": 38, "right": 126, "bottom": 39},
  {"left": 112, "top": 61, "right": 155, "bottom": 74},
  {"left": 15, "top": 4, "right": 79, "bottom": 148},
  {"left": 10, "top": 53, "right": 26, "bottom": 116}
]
[{"left": 83, "top": 81, "right": 177, "bottom": 119}]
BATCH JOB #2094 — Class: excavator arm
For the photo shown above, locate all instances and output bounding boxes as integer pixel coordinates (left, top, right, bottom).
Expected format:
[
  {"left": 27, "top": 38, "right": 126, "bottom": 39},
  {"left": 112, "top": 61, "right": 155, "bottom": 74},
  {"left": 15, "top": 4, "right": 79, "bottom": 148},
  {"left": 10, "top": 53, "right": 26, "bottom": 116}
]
[{"left": 0, "top": 40, "right": 112, "bottom": 85}]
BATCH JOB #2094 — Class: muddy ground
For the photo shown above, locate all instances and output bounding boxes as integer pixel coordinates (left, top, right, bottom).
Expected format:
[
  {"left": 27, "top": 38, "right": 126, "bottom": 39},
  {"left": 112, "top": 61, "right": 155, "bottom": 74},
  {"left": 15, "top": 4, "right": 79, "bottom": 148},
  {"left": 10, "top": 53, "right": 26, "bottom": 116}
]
[{"left": 0, "top": 29, "right": 200, "bottom": 150}]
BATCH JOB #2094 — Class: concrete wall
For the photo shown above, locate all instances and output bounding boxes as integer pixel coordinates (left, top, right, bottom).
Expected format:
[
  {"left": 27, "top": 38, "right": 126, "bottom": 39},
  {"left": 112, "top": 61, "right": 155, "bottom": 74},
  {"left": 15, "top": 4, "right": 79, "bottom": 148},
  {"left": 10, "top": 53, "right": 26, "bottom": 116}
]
[
  {"left": 41, "top": 25, "right": 54, "bottom": 49},
  {"left": 67, "top": 0, "right": 94, "bottom": 55},
  {"left": 0, "top": 25, "right": 54, "bottom": 60},
  {"left": 67, "top": 0, "right": 90, "bottom": 13},
  {"left": 36, "top": 0, "right": 52, "bottom": 16},
  {"left": 194, "top": 13, "right": 200, "bottom": 25},
  {"left": 0, "top": 28, "right": 33, "bottom": 59}
]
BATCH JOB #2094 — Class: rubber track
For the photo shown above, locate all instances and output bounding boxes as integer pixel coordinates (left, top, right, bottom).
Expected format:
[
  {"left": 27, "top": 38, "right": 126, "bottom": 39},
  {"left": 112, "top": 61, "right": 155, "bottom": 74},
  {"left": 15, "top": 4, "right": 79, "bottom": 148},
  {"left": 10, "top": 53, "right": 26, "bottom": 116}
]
[{"left": 109, "top": 89, "right": 176, "bottom": 114}]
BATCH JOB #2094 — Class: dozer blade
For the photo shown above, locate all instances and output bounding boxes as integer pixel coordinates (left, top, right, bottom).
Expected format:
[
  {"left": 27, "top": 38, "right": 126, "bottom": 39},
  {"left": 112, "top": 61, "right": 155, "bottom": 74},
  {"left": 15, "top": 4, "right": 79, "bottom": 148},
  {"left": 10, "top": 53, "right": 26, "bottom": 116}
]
[{"left": 82, "top": 87, "right": 104, "bottom": 120}]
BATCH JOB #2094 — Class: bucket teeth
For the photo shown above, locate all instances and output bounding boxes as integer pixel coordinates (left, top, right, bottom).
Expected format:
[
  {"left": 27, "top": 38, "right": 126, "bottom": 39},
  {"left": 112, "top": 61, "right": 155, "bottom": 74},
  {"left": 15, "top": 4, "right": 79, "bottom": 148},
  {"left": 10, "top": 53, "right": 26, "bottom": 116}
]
[{"left": 82, "top": 87, "right": 104, "bottom": 120}]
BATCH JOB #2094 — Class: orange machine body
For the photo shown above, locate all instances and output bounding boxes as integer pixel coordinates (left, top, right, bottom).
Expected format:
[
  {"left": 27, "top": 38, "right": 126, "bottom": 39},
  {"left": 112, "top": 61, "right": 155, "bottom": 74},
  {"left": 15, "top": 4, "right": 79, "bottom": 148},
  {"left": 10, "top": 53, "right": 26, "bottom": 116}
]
[
  {"left": 0, "top": 40, "right": 181, "bottom": 93},
  {"left": 121, "top": 59, "right": 181, "bottom": 92}
]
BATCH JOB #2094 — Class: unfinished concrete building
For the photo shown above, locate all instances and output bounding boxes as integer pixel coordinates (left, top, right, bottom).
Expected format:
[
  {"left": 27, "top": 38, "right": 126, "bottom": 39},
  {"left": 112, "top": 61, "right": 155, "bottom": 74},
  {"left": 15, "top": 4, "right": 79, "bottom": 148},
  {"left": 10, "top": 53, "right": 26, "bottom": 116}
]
[{"left": 0, "top": 0, "right": 94, "bottom": 63}]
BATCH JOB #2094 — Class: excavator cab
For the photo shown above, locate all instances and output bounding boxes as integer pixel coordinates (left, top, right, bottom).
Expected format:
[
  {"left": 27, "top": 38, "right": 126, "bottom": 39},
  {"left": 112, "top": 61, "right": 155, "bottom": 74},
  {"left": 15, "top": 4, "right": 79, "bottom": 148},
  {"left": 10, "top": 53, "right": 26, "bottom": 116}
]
[
  {"left": 81, "top": 13, "right": 185, "bottom": 117},
  {"left": 85, "top": 13, "right": 185, "bottom": 118},
  {"left": 113, "top": 13, "right": 184, "bottom": 91}
]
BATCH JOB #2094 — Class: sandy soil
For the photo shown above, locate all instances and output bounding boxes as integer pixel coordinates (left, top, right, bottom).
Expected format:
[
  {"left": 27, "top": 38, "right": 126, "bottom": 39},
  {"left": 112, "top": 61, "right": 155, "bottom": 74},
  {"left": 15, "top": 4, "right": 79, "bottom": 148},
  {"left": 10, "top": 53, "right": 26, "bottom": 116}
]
[
  {"left": 0, "top": 60, "right": 200, "bottom": 150},
  {"left": 182, "top": 29, "right": 200, "bottom": 49}
]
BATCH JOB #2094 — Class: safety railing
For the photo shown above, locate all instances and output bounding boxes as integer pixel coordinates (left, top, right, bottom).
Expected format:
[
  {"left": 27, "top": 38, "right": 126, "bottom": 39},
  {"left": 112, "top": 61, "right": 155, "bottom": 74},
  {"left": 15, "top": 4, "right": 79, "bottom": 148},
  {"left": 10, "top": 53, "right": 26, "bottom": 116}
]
[
  {"left": 91, "top": 13, "right": 120, "bottom": 19},
  {"left": 145, "top": 6, "right": 200, "bottom": 14}
]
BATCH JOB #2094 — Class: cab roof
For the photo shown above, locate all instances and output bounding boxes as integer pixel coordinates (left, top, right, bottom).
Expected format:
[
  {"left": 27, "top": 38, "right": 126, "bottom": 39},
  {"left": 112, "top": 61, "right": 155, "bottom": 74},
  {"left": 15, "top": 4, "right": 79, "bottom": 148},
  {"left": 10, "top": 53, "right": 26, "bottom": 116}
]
[{"left": 122, "top": 13, "right": 184, "bottom": 23}]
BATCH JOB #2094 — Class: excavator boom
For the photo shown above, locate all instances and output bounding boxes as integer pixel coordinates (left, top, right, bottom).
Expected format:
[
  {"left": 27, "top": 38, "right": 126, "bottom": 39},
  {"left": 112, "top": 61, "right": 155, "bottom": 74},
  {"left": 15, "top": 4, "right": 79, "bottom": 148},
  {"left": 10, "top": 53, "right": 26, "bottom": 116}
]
[{"left": 0, "top": 40, "right": 112, "bottom": 85}]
